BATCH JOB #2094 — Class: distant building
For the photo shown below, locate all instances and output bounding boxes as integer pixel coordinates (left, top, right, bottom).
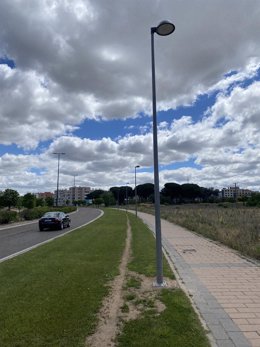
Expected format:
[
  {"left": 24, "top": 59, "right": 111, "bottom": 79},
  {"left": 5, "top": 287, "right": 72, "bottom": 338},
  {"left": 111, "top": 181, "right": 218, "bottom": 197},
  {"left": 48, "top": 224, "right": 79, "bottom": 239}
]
[
  {"left": 219, "top": 186, "right": 252, "bottom": 199},
  {"left": 70, "top": 186, "right": 92, "bottom": 203},
  {"left": 36, "top": 192, "right": 54, "bottom": 200},
  {"left": 54, "top": 186, "right": 92, "bottom": 206}
]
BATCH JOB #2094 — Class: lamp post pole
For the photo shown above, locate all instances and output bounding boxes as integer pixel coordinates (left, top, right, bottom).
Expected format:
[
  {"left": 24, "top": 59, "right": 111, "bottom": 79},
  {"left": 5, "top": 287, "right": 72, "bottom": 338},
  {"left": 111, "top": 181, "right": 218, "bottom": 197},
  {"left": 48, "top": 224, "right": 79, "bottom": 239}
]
[
  {"left": 125, "top": 183, "right": 129, "bottom": 211},
  {"left": 151, "top": 20, "right": 175, "bottom": 286},
  {"left": 53, "top": 152, "right": 65, "bottom": 207},
  {"left": 135, "top": 165, "right": 140, "bottom": 217}
]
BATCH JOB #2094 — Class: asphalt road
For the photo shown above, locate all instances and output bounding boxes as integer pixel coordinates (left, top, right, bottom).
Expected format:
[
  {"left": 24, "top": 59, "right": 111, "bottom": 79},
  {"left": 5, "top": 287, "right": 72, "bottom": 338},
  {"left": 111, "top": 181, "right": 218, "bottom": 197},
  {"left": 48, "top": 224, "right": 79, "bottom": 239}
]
[{"left": 0, "top": 208, "right": 102, "bottom": 261}]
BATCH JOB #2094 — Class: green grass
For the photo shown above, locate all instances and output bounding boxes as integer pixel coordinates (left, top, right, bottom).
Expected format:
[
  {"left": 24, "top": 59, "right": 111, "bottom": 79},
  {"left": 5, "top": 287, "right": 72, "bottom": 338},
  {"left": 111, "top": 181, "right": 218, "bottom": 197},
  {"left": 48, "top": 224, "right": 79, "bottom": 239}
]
[
  {"left": 118, "top": 289, "right": 210, "bottom": 347},
  {"left": 0, "top": 209, "right": 211, "bottom": 347},
  {"left": 125, "top": 276, "right": 142, "bottom": 289},
  {"left": 135, "top": 204, "right": 260, "bottom": 260},
  {"left": 117, "top": 213, "right": 211, "bottom": 347},
  {"left": 127, "top": 213, "right": 174, "bottom": 279},
  {"left": 0, "top": 209, "right": 126, "bottom": 347}
]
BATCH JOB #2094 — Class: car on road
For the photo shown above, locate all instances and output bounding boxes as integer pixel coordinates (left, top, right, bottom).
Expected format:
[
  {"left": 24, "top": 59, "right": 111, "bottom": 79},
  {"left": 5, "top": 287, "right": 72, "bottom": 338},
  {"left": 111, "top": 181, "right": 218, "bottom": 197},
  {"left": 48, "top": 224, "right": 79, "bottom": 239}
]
[{"left": 39, "top": 211, "right": 71, "bottom": 231}]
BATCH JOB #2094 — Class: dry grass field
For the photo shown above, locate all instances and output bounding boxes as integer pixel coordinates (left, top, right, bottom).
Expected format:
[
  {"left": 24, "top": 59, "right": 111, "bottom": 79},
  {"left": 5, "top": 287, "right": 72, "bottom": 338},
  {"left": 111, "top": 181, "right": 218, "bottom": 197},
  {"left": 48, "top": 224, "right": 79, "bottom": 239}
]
[{"left": 137, "top": 203, "right": 260, "bottom": 260}]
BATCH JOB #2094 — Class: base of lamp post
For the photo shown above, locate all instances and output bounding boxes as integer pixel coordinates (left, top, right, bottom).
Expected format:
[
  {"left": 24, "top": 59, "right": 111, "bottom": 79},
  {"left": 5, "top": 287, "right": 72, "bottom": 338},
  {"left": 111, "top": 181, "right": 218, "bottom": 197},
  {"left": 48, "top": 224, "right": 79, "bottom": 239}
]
[{"left": 153, "top": 280, "right": 168, "bottom": 288}]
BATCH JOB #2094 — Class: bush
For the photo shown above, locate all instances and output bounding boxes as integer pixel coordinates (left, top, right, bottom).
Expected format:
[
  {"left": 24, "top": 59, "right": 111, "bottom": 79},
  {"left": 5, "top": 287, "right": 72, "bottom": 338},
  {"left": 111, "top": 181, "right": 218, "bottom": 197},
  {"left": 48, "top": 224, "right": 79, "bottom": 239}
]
[
  {"left": 20, "top": 206, "right": 77, "bottom": 221},
  {"left": 0, "top": 210, "right": 19, "bottom": 224},
  {"left": 21, "top": 207, "right": 47, "bottom": 220}
]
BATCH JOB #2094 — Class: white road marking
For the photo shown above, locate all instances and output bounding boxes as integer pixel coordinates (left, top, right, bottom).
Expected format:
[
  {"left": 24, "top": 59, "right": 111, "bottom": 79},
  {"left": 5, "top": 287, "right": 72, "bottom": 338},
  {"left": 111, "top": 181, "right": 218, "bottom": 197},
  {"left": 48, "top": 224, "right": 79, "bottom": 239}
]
[{"left": 0, "top": 210, "right": 104, "bottom": 263}]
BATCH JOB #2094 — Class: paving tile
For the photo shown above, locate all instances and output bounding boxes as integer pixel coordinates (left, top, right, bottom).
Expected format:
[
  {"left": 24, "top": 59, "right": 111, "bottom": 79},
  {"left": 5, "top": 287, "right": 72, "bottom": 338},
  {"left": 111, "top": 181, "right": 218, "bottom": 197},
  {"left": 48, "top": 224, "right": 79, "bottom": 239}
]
[
  {"left": 208, "top": 324, "right": 229, "bottom": 340},
  {"left": 136, "top": 212, "right": 260, "bottom": 347},
  {"left": 229, "top": 312, "right": 257, "bottom": 319},
  {"left": 220, "top": 318, "right": 240, "bottom": 332},
  {"left": 228, "top": 332, "right": 252, "bottom": 347},
  {"left": 233, "top": 318, "right": 250, "bottom": 325},
  {"left": 244, "top": 331, "right": 260, "bottom": 339},
  {"left": 239, "top": 324, "right": 260, "bottom": 332},
  {"left": 217, "top": 340, "right": 236, "bottom": 347}
]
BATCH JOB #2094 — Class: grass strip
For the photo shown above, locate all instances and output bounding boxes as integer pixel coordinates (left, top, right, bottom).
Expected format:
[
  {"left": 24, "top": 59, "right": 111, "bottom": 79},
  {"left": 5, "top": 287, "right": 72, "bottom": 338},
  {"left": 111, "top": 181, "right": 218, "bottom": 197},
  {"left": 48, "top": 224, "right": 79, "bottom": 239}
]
[
  {"left": 0, "top": 209, "right": 126, "bottom": 347},
  {"left": 117, "top": 213, "right": 211, "bottom": 347},
  {"left": 136, "top": 204, "right": 260, "bottom": 259},
  {"left": 127, "top": 212, "right": 174, "bottom": 279}
]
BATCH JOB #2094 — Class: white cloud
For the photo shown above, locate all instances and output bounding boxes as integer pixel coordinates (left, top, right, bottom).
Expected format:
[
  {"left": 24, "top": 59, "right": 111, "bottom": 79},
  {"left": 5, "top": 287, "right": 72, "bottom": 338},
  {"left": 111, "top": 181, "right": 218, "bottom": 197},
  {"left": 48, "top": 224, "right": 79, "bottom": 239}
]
[{"left": 0, "top": 1, "right": 260, "bottom": 193}]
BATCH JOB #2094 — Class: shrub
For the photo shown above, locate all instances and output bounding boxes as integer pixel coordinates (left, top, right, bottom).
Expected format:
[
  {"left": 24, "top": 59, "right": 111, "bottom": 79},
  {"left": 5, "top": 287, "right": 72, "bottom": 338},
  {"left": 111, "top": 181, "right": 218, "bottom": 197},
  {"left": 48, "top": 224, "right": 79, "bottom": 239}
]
[
  {"left": 0, "top": 210, "right": 19, "bottom": 224},
  {"left": 20, "top": 206, "right": 77, "bottom": 221}
]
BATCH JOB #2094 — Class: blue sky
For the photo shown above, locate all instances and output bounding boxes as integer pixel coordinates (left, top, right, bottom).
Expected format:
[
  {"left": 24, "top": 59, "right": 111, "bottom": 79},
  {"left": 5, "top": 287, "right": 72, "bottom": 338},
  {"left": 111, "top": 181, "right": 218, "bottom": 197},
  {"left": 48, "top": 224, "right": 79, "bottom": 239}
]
[{"left": 0, "top": 0, "right": 260, "bottom": 194}]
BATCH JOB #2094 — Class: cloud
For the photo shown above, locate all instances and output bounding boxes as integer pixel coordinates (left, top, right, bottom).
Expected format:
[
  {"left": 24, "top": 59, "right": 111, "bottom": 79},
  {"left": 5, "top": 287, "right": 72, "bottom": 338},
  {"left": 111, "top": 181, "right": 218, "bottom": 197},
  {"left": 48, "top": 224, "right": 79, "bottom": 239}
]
[
  {"left": 0, "top": 1, "right": 260, "bottom": 193},
  {"left": 0, "top": 1, "right": 259, "bottom": 143}
]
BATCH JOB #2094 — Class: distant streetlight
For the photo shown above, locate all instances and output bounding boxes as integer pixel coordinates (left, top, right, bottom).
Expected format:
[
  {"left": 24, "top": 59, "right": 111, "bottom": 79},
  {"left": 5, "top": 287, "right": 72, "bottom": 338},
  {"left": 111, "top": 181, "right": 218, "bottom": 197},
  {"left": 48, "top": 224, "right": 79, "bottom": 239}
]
[
  {"left": 117, "top": 188, "right": 120, "bottom": 209},
  {"left": 53, "top": 152, "right": 65, "bottom": 206},
  {"left": 135, "top": 165, "right": 140, "bottom": 217},
  {"left": 125, "top": 183, "right": 129, "bottom": 211},
  {"left": 151, "top": 20, "right": 175, "bottom": 286}
]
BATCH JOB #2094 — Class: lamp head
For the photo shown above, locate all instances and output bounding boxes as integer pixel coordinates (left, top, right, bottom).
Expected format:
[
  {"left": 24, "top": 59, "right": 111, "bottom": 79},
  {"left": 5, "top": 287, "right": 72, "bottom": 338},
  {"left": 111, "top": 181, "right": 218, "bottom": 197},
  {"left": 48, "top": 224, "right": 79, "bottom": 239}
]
[{"left": 154, "top": 20, "right": 175, "bottom": 36}]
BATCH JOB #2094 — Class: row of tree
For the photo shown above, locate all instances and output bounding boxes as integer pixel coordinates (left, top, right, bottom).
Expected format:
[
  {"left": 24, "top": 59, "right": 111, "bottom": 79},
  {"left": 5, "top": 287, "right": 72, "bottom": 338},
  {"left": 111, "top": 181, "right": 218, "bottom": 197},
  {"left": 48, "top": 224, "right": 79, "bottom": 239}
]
[
  {"left": 2, "top": 183, "right": 259, "bottom": 210},
  {"left": 86, "top": 183, "right": 220, "bottom": 206},
  {"left": 0, "top": 189, "right": 54, "bottom": 210}
]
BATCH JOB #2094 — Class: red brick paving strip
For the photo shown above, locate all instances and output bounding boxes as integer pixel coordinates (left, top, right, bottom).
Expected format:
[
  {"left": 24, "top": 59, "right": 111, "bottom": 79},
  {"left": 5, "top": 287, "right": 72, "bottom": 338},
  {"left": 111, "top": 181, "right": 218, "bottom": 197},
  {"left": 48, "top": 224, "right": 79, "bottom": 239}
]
[{"left": 136, "top": 211, "right": 260, "bottom": 347}]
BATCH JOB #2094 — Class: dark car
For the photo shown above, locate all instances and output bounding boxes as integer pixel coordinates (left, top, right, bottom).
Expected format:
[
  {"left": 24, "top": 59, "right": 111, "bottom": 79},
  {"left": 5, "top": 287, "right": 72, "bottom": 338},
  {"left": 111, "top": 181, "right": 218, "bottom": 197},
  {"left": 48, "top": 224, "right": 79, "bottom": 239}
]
[{"left": 39, "top": 211, "right": 71, "bottom": 231}]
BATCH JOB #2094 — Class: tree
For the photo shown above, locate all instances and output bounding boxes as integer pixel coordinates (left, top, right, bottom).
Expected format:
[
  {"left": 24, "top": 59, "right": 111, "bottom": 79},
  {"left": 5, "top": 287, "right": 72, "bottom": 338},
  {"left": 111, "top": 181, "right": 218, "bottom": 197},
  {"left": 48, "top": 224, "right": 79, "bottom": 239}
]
[
  {"left": 109, "top": 186, "right": 133, "bottom": 205},
  {"left": 87, "top": 190, "right": 105, "bottom": 200},
  {"left": 22, "top": 193, "right": 36, "bottom": 209},
  {"left": 93, "top": 198, "right": 104, "bottom": 207},
  {"left": 200, "top": 187, "right": 220, "bottom": 202},
  {"left": 136, "top": 183, "right": 154, "bottom": 201},
  {"left": 45, "top": 196, "right": 54, "bottom": 207},
  {"left": 2, "top": 189, "right": 19, "bottom": 210},
  {"left": 36, "top": 198, "right": 45, "bottom": 207},
  {"left": 102, "top": 192, "right": 116, "bottom": 207},
  {"left": 0, "top": 194, "right": 4, "bottom": 208},
  {"left": 247, "top": 193, "right": 260, "bottom": 206},
  {"left": 110, "top": 187, "right": 121, "bottom": 204},
  {"left": 161, "top": 183, "right": 182, "bottom": 203},
  {"left": 181, "top": 184, "right": 202, "bottom": 201}
]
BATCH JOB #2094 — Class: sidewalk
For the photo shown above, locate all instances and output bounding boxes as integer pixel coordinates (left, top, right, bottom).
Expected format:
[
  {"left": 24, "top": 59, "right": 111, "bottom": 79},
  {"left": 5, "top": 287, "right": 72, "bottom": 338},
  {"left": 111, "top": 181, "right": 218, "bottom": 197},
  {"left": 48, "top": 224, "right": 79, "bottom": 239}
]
[{"left": 137, "top": 211, "right": 260, "bottom": 347}]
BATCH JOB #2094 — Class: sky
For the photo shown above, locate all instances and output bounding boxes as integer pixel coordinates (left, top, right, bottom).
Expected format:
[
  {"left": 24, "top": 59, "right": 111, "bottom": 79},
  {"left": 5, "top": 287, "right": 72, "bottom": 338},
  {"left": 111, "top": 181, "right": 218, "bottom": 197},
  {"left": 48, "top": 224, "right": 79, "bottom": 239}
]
[{"left": 0, "top": 0, "right": 260, "bottom": 195}]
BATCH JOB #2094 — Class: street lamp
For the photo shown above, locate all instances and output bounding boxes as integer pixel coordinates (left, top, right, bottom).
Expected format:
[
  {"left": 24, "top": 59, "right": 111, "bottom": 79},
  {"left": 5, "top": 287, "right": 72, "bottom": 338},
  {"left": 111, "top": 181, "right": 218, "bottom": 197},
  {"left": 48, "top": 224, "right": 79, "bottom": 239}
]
[
  {"left": 53, "top": 152, "right": 65, "bottom": 206},
  {"left": 125, "top": 183, "right": 129, "bottom": 211},
  {"left": 151, "top": 20, "right": 175, "bottom": 286},
  {"left": 135, "top": 165, "right": 140, "bottom": 217}
]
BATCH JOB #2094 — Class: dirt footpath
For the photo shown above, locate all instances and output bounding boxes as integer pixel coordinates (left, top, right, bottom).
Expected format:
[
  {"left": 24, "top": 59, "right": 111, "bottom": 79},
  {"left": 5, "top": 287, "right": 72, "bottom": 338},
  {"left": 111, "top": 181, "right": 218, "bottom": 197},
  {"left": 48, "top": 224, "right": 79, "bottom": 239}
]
[{"left": 86, "top": 216, "right": 176, "bottom": 347}]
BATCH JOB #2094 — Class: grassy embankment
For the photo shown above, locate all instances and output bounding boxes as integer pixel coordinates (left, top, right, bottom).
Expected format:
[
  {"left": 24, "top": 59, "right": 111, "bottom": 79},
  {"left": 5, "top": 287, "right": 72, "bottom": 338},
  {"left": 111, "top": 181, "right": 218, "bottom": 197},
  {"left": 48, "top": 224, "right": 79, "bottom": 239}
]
[
  {"left": 136, "top": 204, "right": 260, "bottom": 259},
  {"left": 117, "top": 212, "right": 210, "bottom": 347},
  {"left": 0, "top": 209, "right": 210, "bottom": 346}
]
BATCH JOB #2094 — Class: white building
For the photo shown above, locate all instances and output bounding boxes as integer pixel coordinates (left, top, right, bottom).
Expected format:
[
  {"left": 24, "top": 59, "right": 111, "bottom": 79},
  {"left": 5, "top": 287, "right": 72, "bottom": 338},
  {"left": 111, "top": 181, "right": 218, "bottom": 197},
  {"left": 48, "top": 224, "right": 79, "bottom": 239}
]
[
  {"left": 70, "top": 186, "right": 92, "bottom": 203},
  {"left": 219, "top": 186, "right": 252, "bottom": 199},
  {"left": 54, "top": 186, "right": 92, "bottom": 205}
]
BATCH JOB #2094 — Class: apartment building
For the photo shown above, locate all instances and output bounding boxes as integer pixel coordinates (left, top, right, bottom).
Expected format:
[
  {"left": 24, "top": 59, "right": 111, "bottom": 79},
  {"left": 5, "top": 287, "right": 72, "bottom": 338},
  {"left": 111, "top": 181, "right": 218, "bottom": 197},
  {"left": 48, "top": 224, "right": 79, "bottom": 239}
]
[
  {"left": 219, "top": 186, "right": 252, "bottom": 199},
  {"left": 54, "top": 186, "right": 92, "bottom": 205},
  {"left": 36, "top": 192, "right": 54, "bottom": 200},
  {"left": 70, "top": 186, "right": 92, "bottom": 202}
]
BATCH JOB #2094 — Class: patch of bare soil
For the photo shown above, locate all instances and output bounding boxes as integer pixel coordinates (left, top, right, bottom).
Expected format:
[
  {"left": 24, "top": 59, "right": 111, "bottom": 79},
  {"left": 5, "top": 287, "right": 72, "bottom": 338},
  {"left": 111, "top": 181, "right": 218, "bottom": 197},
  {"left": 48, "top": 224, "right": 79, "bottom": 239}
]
[
  {"left": 120, "top": 271, "right": 177, "bottom": 323},
  {"left": 86, "top": 216, "right": 178, "bottom": 347}
]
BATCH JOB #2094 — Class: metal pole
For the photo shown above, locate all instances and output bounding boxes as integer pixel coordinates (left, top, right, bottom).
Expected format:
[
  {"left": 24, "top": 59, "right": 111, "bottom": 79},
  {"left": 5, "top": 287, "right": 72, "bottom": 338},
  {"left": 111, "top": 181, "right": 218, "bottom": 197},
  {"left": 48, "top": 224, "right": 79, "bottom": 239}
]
[
  {"left": 135, "top": 167, "right": 137, "bottom": 217},
  {"left": 134, "top": 166, "right": 140, "bottom": 217},
  {"left": 151, "top": 28, "right": 164, "bottom": 286},
  {"left": 125, "top": 184, "right": 128, "bottom": 211},
  {"left": 53, "top": 152, "right": 65, "bottom": 207},
  {"left": 56, "top": 154, "right": 60, "bottom": 207}
]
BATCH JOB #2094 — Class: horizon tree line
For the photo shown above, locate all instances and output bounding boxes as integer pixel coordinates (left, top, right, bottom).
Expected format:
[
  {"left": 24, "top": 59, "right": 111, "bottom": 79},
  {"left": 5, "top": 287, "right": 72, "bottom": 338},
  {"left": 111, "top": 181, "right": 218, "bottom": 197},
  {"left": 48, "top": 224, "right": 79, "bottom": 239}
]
[{"left": 1, "top": 182, "right": 259, "bottom": 210}]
